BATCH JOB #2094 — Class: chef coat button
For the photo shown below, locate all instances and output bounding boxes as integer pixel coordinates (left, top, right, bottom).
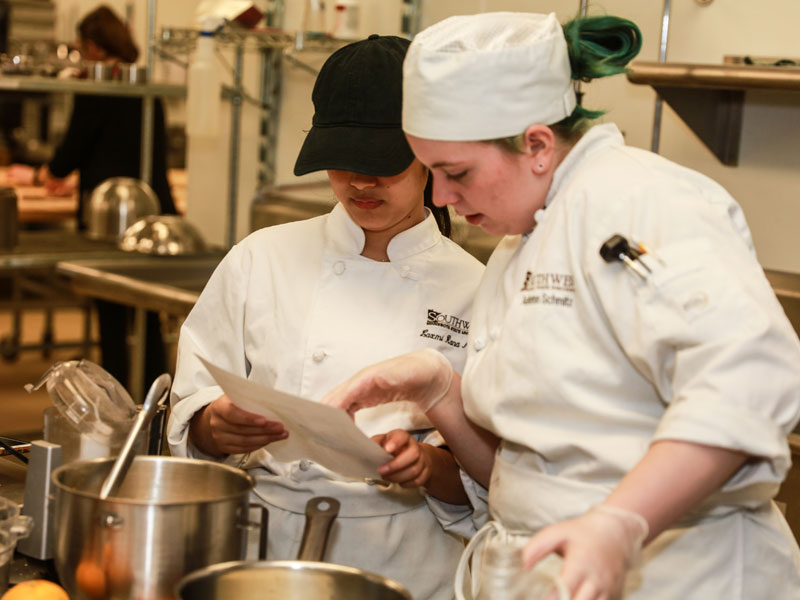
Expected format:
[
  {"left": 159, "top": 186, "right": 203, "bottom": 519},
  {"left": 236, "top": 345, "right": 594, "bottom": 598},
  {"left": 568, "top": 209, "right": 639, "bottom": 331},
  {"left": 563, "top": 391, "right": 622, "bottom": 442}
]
[
  {"left": 333, "top": 261, "right": 346, "bottom": 275},
  {"left": 474, "top": 337, "right": 487, "bottom": 351},
  {"left": 312, "top": 350, "right": 326, "bottom": 362},
  {"left": 400, "top": 265, "right": 411, "bottom": 278},
  {"left": 299, "top": 459, "right": 311, "bottom": 471},
  {"left": 534, "top": 208, "right": 547, "bottom": 224},
  {"left": 489, "top": 327, "right": 500, "bottom": 340}
]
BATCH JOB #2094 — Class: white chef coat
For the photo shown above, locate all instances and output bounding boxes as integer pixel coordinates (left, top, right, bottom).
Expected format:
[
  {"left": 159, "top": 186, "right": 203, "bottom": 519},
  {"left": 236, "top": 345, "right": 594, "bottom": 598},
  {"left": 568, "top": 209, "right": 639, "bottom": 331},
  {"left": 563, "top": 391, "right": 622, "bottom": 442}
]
[
  {"left": 168, "top": 203, "right": 485, "bottom": 600},
  {"left": 461, "top": 124, "right": 800, "bottom": 599}
]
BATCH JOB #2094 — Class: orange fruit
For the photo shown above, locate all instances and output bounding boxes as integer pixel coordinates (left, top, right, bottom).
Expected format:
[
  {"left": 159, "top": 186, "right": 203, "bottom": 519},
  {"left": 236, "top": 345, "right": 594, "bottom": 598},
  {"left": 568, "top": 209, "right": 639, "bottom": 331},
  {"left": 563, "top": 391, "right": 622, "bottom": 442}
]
[
  {"left": 0, "top": 579, "right": 69, "bottom": 600},
  {"left": 75, "top": 557, "right": 107, "bottom": 600}
]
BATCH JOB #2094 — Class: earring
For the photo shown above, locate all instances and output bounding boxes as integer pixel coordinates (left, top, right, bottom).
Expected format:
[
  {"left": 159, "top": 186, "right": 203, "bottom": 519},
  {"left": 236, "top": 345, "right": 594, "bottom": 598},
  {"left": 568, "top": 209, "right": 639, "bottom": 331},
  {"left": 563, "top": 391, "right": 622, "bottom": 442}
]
[{"left": 537, "top": 164, "right": 544, "bottom": 170}]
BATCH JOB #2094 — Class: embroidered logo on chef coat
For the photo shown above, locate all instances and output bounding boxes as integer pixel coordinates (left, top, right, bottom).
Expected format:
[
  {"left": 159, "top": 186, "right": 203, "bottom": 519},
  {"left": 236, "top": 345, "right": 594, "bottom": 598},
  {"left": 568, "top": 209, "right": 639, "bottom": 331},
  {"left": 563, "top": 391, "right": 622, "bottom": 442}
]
[
  {"left": 520, "top": 271, "right": 575, "bottom": 307},
  {"left": 419, "top": 309, "right": 470, "bottom": 348}
]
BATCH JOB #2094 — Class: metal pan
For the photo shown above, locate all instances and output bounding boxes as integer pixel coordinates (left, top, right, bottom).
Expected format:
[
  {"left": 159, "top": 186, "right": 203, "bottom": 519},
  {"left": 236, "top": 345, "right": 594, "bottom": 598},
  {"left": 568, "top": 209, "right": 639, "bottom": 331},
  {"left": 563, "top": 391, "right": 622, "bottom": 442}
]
[{"left": 176, "top": 497, "right": 412, "bottom": 600}]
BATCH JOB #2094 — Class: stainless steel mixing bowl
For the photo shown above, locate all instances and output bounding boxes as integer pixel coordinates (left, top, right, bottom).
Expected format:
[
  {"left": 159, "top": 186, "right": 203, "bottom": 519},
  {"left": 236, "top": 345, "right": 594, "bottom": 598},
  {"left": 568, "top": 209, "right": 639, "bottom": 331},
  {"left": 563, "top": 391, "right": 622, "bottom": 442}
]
[
  {"left": 120, "top": 215, "right": 208, "bottom": 256},
  {"left": 85, "top": 177, "right": 160, "bottom": 242}
]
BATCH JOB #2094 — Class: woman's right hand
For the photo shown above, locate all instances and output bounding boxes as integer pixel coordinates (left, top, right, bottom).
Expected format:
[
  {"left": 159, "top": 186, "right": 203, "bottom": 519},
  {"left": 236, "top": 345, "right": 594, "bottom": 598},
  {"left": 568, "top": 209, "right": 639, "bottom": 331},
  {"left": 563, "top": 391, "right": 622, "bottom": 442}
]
[{"left": 189, "top": 394, "right": 288, "bottom": 457}]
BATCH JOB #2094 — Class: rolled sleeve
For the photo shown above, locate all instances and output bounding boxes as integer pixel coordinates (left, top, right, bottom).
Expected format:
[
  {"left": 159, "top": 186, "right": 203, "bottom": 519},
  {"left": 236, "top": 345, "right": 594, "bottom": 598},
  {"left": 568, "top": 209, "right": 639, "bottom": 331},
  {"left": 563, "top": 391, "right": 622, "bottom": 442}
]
[
  {"left": 461, "top": 469, "right": 489, "bottom": 534},
  {"left": 415, "top": 429, "right": 478, "bottom": 537},
  {"left": 167, "top": 385, "right": 223, "bottom": 459},
  {"left": 655, "top": 393, "right": 791, "bottom": 502},
  {"left": 168, "top": 243, "right": 253, "bottom": 463},
  {"left": 422, "top": 491, "right": 476, "bottom": 538}
]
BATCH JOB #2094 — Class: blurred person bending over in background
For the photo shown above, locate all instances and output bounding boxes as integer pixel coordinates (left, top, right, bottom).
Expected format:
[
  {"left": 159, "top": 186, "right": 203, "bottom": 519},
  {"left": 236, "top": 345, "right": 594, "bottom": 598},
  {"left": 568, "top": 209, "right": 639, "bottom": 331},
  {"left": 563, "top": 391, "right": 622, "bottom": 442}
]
[{"left": 8, "top": 4, "right": 176, "bottom": 390}]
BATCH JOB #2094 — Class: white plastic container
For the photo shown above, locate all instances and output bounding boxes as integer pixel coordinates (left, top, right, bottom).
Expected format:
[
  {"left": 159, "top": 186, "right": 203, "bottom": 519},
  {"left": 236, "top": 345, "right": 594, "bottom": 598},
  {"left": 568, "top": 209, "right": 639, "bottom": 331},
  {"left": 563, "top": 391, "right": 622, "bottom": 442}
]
[
  {"left": 303, "top": 0, "right": 327, "bottom": 33},
  {"left": 186, "top": 28, "right": 222, "bottom": 138},
  {"left": 332, "top": 0, "right": 360, "bottom": 39}
]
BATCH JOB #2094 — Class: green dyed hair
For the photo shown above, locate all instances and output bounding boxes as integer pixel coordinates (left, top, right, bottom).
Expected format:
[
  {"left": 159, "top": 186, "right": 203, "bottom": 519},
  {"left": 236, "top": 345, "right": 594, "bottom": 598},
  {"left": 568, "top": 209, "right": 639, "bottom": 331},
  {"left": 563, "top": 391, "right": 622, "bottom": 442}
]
[{"left": 491, "top": 14, "right": 642, "bottom": 152}]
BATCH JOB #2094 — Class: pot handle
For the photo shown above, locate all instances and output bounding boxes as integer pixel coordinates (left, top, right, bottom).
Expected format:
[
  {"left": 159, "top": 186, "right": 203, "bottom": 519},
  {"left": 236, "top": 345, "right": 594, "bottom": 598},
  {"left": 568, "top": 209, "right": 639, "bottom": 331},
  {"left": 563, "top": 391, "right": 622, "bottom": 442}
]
[
  {"left": 240, "top": 503, "right": 269, "bottom": 560},
  {"left": 297, "top": 496, "right": 340, "bottom": 562}
]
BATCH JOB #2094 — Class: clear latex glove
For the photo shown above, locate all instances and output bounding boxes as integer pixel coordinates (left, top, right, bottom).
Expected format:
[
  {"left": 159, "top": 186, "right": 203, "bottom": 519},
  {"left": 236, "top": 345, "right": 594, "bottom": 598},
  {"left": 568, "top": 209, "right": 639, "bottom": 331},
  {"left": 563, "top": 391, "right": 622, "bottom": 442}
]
[
  {"left": 322, "top": 348, "right": 454, "bottom": 416},
  {"left": 521, "top": 505, "right": 649, "bottom": 600}
]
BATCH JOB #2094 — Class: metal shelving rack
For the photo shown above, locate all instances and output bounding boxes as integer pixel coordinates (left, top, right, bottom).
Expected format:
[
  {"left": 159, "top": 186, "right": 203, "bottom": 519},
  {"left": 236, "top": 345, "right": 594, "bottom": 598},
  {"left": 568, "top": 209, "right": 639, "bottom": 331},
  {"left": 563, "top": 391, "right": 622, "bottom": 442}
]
[
  {"left": 0, "top": 76, "right": 185, "bottom": 97},
  {"left": 0, "top": 77, "right": 185, "bottom": 188},
  {"left": 157, "top": 25, "right": 343, "bottom": 247},
  {"left": 0, "top": 0, "right": 184, "bottom": 187}
]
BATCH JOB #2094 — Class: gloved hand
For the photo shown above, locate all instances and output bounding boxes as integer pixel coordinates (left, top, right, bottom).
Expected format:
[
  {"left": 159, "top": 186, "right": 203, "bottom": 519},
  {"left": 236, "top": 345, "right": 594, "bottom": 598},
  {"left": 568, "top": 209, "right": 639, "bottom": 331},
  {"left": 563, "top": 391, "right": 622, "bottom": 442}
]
[
  {"left": 322, "top": 348, "right": 454, "bottom": 416},
  {"left": 521, "top": 505, "right": 649, "bottom": 600}
]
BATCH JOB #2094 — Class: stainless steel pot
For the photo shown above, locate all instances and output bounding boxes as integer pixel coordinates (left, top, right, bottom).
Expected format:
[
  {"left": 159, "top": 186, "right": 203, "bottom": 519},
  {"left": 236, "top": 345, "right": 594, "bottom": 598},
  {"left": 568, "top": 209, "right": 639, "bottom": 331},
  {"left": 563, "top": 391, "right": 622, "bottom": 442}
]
[
  {"left": 176, "top": 497, "right": 413, "bottom": 600},
  {"left": 52, "top": 456, "right": 256, "bottom": 600}
]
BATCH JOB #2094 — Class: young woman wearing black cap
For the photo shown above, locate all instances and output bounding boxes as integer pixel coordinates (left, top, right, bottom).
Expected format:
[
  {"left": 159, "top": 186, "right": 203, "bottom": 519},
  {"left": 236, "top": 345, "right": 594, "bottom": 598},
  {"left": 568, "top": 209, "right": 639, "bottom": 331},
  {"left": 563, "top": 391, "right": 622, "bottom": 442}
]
[{"left": 167, "top": 35, "right": 485, "bottom": 600}]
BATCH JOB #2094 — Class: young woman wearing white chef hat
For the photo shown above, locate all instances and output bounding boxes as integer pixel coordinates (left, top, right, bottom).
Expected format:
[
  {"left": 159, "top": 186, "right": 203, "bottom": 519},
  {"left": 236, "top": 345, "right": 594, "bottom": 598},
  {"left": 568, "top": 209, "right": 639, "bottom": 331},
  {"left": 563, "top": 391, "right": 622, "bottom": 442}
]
[
  {"left": 167, "top": 35, "right": 485, "bottom": 600},
  {"left": 324, "top": 11, "right": 800, "bottom": 600}
]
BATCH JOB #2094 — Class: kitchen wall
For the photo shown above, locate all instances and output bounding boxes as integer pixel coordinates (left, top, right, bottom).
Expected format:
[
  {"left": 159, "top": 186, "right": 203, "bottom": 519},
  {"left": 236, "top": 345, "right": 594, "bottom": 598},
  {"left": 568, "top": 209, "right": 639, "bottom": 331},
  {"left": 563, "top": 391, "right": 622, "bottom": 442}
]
[
  {"left": 50, "top": 1, "right": 800, "bottom": 273},
  {"left": 407, "top": 0, "right": 800, "bottom": 274}
]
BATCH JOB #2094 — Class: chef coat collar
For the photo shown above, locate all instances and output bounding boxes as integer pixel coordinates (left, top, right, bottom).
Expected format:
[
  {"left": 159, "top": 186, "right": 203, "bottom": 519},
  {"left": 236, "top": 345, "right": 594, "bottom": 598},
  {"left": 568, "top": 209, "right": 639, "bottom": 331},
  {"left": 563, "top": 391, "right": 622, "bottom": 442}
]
[
  {"left": 543, "top": 123, "right": 625, "bottom": 210},
  {"left": 325, "top": 202, "right": 441, "bottom": 261}
]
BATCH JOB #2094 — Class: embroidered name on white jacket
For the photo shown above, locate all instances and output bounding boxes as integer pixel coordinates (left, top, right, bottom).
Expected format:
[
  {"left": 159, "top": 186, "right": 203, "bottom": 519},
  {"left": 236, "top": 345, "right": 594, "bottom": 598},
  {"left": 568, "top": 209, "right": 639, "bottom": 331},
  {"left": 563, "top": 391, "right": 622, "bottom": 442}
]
[{"left": 521, "top": 271, "right": 575, "bottom": 307}]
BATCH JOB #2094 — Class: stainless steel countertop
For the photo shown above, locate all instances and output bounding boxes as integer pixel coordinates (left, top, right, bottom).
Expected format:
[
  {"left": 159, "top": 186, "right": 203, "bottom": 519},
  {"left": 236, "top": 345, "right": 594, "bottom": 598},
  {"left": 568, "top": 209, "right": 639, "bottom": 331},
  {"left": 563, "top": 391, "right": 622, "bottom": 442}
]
[
  {"left": 53, "top": 251, "right": 223, "bottom": 402},
  {"left": 0, "top": 75, "right": 186, "bottom": 98},
  {"left": 0, "top": 230, "right": 124, "bottom": 273},
  {"left": 56, "top": 254, "right": 224, "bottom": 316}
]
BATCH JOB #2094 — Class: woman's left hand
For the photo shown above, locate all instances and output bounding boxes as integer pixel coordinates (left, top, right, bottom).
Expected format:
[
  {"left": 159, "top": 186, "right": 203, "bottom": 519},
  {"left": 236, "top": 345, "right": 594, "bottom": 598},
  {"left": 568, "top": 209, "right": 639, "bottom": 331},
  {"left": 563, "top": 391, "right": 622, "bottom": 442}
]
[
  {"left": 521, "top": 505, "right": 649, "bottom": 600},
  {"left": 44, "top": 175, "right": 76, "bottom": 196},
  {"left": 373, "top": 429, "right": 432, "bottom": 489}
]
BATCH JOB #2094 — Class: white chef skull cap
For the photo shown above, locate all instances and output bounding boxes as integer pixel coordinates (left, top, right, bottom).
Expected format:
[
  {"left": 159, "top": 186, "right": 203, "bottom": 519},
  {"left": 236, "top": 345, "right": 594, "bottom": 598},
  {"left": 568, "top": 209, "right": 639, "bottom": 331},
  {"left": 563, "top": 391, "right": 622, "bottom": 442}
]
[{"left": 403, "top": 12, "right": 577, "bottom": 141}]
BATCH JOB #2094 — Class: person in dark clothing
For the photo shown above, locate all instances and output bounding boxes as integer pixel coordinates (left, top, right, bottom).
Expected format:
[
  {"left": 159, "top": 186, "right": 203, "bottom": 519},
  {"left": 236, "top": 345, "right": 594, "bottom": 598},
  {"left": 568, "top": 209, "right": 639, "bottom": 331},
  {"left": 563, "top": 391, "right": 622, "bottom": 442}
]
[
  {"left": 47, "top": 94, "right": 176, "bottom": 228},
  {"left": 12, "top": 4, "right": 176, "bottom": 226},
  {"left": 8, "top": 5, "right": 174, "bottom": 392}
]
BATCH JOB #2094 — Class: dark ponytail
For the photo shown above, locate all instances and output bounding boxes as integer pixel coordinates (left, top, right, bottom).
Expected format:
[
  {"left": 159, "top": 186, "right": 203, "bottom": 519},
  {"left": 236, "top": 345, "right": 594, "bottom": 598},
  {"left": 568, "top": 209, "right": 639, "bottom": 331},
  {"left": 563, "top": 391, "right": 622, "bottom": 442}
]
[
  {"left": 423, "top": 171, "right": 451, "bottom": 238},
  {"left": 551, "top": 15, "right": 642, "bottom": 138}
]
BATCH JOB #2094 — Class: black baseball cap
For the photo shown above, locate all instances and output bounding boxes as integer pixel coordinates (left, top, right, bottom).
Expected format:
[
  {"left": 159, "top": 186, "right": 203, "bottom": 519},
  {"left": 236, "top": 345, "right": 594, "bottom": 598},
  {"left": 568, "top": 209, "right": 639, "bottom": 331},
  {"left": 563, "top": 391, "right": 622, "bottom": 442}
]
[{"left": 293, "top": 34, "right": 415, "bottom": 177}]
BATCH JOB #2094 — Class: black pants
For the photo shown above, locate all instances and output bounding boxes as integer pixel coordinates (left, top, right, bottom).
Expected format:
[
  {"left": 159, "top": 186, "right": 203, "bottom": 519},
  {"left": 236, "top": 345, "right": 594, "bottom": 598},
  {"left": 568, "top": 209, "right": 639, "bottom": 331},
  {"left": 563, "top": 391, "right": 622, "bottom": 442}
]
[{"left": 96, "top": 300, "right": 168, "bottom": 392}]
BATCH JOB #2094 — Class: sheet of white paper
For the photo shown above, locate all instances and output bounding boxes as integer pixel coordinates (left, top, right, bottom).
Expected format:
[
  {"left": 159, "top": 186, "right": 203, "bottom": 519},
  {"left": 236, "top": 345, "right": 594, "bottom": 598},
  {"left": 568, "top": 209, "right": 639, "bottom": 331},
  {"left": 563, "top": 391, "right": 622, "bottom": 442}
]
[{"left": 200, "top": 358, "right": 392, "bottom": 480}]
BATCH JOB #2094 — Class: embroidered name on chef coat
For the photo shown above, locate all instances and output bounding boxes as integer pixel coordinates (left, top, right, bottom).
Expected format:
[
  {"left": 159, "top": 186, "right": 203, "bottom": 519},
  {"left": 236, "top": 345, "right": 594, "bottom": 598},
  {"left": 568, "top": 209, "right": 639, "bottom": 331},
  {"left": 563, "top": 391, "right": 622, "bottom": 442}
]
[
  {"left": 419, "top": 309, "right": 470, "bottom": 347},
  {"left": 520, "top": 271, "right": 575, "bottom": 307}
]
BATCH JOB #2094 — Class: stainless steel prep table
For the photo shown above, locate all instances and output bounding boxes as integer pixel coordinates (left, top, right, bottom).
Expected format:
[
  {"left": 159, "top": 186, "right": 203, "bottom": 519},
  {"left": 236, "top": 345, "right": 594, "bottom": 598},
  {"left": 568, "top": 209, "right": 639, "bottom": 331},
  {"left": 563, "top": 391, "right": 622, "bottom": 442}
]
[
  {"left": 56, "top": 254, "right": 224, "bottom": 402},
  {"left": 0, "top": 229, "right": 124, "bottom": 362}
]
